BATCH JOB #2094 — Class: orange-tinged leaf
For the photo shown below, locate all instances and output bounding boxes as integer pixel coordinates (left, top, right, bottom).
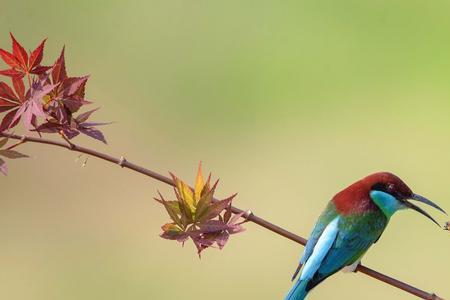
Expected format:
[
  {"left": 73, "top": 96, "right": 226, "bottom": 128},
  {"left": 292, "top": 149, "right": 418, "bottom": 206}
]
[
  {"left": 173, "top": 175, "right": 195, "bottom": 214},
  {"left": 158, "top": 165, "right": 243, "bottom": 255},
  {"left": 162, "top": 223, "right": 182, "bottom": 233},
  {"left": 195, "top": 179, "right": 219, "bottom": 221},
  {"left": 172, "top": 188, "right": 190, "bottom": 226},
  {"left": 200, "top": 174, "right": 212, "bottom": 198},
  {"left": 155, "top": 192, "right": 182, "bottom": 227},
  {"left": 195, "top": 191, "right": 213, "bottom": 221},
  {"left": 160, "top": 223, "right": 188, "bottom": 242},
  {"left": 165, "top": 200, "right": 181, "bottom": 215},
  {"left": 181, "top": 181, "right": 194, "bottom": 208},
  {"left": 194, "top": 162, "right": 204, "bottom": 202}
]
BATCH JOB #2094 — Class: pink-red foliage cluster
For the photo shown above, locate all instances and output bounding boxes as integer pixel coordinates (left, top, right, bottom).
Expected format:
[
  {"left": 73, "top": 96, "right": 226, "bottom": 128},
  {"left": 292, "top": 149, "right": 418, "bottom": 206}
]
[{"left": 0, "top": 34, "right": 107, "bottom": 174}]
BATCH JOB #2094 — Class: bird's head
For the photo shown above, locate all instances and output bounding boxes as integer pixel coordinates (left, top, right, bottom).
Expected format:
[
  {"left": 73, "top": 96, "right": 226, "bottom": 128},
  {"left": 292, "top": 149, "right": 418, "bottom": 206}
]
[{"left": 365, "top": 172, "right": 446, "bottom": 226}]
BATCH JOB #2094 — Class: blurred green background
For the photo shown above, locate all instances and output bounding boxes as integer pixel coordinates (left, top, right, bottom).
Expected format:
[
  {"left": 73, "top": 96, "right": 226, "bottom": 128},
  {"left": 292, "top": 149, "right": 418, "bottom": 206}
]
[{"left": 1, "top": 1, "right": 449, "bottom": 299}]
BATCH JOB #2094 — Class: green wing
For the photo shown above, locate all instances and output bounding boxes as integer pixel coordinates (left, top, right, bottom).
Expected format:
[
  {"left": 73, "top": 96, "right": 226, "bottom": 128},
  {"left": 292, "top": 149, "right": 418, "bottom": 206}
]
[
  {"left": 306, "top": 210, "right": 388, "bottom": 291},
  {"left": 299, "top": 201, "right": 339, "bottom": 265}
]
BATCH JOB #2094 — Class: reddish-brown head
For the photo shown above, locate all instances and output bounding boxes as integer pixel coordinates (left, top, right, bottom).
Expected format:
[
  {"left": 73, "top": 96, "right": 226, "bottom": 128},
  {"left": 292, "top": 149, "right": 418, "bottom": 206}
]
[
  {"left": 361, "top": 172, "right": 413, "bottom": 200},
  {"left": 332, "top": 172, "right": 446, "bottom": 226}
]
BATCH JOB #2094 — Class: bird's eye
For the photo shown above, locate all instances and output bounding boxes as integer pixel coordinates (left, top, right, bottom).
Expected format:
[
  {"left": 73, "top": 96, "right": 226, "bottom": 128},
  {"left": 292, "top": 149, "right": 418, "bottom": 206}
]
[{"left": 387, "top": 184, "right": 395, "bottom": 192}]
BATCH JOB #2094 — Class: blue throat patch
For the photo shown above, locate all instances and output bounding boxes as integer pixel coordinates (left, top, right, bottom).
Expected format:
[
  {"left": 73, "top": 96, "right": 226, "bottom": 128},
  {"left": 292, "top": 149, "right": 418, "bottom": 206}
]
[{"left": 370, "top": 190, "right": 405, "bottom": 218}]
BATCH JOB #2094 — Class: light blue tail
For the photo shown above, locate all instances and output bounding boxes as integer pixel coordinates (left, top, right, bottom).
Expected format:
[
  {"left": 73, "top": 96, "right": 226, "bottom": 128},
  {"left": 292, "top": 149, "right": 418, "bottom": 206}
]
[{"left": 285, "top": 279, "right": 309, "bottom": 300}]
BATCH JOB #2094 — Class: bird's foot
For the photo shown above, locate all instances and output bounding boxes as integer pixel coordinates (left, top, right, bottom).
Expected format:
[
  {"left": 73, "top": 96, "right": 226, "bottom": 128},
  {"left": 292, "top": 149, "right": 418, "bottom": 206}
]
[{"left": 342, "top": 260, "right": 361, "bottom": 273}]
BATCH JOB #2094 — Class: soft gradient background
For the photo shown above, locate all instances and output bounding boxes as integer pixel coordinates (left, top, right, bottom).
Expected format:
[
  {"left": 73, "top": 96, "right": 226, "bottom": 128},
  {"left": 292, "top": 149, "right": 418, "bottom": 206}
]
[{"left": 1, "top": 1, "right": 449, "bottom": 299}]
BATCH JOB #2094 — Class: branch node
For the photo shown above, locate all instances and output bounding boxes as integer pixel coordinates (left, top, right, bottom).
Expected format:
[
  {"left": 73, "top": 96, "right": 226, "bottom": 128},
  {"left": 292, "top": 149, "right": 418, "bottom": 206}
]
[
  {"left": 243, "top": 209, "right": 253, "bottom": 220},
  {"left": 118, "top": 156, "right": 126, "bottom": 167},
  {"left": 430, "top": 293, "right": 443, "bottom": 300}
]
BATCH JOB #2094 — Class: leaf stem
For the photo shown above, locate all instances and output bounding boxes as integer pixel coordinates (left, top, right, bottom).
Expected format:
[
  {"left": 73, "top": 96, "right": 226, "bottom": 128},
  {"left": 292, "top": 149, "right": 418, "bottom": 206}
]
[
  {"left": 0, "top": 131, "right": 444, "bottom": 300},
  {"left": 27, "top": 73, "right": 32, "bottom": 89}
]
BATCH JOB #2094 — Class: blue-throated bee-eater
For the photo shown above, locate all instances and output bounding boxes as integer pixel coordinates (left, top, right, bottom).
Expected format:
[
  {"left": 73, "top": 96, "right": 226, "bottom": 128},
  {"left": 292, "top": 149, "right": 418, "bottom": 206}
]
[{"left": 285, "top": 172, "right": 446, "bottom": 300}]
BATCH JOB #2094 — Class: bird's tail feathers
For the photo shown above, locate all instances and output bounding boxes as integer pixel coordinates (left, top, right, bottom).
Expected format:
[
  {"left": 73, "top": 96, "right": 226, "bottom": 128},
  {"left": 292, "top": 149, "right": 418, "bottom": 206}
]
[{"left": 285, "top": 279, "right": 309, "bottom": 300}]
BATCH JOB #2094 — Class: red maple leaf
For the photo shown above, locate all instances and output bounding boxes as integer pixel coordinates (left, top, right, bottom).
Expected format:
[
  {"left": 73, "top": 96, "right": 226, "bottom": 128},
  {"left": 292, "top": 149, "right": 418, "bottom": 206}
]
[
  {"left": 37, "top": 107, "right": 109, "bottom": 144},
  {"left": 47, "top": 48, "right": 89, "bottom": 111},
  {"left": 36, "top": 48, "right": 107, "bottom": 143},
  {"left": 0, "top": 35, "right": 108, "bottom": 143},
  {"left": 0, "top": 33, "right": 50, "bottom": 78},
  {"left": 43, "top": 48, "right": 90, "bottom": 124},
  {"left": 0, "top": 76, "right": 55, "bottom": 131},
  {"left": 0, "top": 79, "right": 24, "bottom": 131}
]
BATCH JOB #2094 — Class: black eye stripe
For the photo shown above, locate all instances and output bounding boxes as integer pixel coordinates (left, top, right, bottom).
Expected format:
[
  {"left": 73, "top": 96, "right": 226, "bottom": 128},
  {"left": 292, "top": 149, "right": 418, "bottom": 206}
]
[
  {"left": 372, "top": 183, "right": 389, "bottom": 193},
  {"left": 372, "top": 183, "right": 400, "bottom": 199}
]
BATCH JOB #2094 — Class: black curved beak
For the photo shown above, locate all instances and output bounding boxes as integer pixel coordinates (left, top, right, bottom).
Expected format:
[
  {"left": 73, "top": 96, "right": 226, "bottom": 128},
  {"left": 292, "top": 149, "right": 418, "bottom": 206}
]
[{"left": 405, "top": 193, "right": 447, "bottom": 227}]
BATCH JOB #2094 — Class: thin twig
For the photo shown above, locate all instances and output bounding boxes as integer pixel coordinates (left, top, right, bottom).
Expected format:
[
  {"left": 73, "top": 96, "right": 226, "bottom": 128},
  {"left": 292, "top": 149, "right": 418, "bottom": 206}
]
[
  {"left": 5, "top": 135, "right": 26, "bottom": 150},
  {"left": 0, "top": 132, "right": 445, "bottom": 300}
]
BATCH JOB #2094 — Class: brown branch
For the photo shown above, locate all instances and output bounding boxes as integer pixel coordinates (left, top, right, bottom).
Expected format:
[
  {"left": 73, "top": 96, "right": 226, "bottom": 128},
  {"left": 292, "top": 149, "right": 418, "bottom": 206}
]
[{"left": 0, "top": 132, "right": 445, "bottom": 300}]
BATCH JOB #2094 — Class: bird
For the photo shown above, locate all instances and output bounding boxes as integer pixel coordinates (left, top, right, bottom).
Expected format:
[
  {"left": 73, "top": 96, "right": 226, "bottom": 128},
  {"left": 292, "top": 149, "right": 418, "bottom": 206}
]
[{"left": 285, "top": 172, "right": 447, "bottom": 300}]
